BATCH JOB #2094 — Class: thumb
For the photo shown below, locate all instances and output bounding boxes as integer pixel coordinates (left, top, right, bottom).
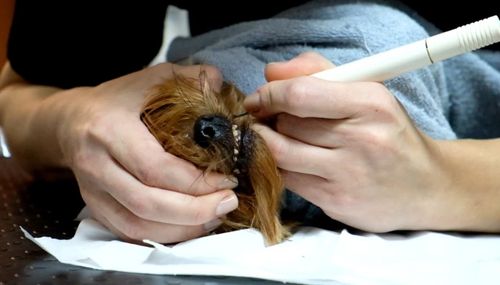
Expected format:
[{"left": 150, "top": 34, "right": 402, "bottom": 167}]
[{"left": 265, "top": 52, "right": 335, "bottom": 81}]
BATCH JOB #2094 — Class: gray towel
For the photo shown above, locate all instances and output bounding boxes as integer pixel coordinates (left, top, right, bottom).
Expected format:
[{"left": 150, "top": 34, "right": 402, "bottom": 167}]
[{"left": 167, "top": 0, "right": 500, "bottom": 227}]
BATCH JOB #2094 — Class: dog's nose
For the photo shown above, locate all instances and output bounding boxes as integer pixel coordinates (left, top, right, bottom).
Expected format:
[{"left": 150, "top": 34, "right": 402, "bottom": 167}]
[{"left": 193, "top": 115, "right": 232, "bottom": 148}]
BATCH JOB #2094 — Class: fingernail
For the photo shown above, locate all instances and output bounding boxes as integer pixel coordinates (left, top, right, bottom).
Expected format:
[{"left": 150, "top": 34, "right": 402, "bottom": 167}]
[
  {"left": 216, "top": 194, "right": 238, "bottom": 216},
  {"left": 203, "top": 218, "right": 223, "bottom": 232},
  {"left": 218, "top": 176, "right": 238, "bottom": 189}
]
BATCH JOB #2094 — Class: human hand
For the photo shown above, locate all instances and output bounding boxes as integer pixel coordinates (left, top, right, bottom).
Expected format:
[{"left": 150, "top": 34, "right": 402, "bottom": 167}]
[
  {"left": 244, "top": 52, "right": 449, "bottom": 232},
  {"left": 51, "top": 64, "right": 239, "bottom": 243}
]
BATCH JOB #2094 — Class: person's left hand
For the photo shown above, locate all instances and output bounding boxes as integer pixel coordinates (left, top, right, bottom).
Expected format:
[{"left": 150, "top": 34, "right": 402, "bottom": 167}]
[{"left": 244, "top": 52, "right": 450, "bottom": 232}]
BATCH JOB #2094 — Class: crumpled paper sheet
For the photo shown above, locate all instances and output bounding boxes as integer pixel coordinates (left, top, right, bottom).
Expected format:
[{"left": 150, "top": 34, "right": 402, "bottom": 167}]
[{"left": 22, "top": 218, "right": 500, "bottom": 285}]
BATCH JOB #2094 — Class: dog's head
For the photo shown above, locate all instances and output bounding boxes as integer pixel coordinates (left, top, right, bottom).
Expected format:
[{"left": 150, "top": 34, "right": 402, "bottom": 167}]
[{"left": 140, "top": 72, "right": 288, "bottom": 244}]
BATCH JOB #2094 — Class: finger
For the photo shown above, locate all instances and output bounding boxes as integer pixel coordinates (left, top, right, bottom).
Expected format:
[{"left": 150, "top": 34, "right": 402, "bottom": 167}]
[
  {"left": 77, "top": 153, "right": 239, "bottom": 226},
  {"left": 253, "top": 124, "right": 332, "bottom": 178},
  {"left": 281, "top": 170, "right": 356, "bottom": 225},
  {"left": 275, "top": 113, "right": 349, "bottom": 148},
  {"left": 281, "top": 169, "right": 333, "bottom": 210},
  {"left": 82, "top": 188, "right": 214, "bottom": 243},
  {"left": 95, "top": 117, "right": 237, "bottom": 195},
  {"left": 245, "top": 77, "right": 382, "bottom": 119},
  {"left": 265, "top": 51, "right": 335, "bottom": 81}
]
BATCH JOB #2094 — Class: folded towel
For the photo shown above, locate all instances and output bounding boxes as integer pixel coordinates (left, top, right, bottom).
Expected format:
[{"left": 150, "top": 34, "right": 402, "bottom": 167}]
[{"left": 167, "top": 0, "right": 500, "bottom": 226}]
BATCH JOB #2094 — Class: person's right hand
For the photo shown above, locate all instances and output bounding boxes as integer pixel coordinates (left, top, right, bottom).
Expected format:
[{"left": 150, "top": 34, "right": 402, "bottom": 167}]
[
  {"left": 244, "top": 53, "right": 448, "bottom": 232},
  {"left": 50, "top": 64, "right": 239, "bottom": 243}
]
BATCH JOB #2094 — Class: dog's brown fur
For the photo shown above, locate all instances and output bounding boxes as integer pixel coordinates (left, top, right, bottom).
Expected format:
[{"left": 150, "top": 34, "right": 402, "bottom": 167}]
[{"left": 140, "top": 72, "right": 288, "bottom": 245}]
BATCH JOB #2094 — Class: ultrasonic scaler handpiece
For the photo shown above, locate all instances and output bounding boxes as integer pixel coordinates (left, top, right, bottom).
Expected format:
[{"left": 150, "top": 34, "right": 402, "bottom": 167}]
[{"left": 311, "top": 15, "right": 500, "bottom": 82}]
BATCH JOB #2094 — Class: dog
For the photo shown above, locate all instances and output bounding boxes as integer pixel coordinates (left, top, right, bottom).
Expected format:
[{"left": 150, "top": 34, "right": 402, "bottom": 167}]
[{"left": 140, "top": 71, "right": 289, "bottom": 245}]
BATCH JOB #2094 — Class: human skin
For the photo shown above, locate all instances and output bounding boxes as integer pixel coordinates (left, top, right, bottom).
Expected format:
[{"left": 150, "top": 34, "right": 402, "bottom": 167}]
[
  {"left": 0, "top": 62, "right": 239, "bottom": 243},
  {"left": 244, "top": 52, "right": 500, "bottom": 233}
]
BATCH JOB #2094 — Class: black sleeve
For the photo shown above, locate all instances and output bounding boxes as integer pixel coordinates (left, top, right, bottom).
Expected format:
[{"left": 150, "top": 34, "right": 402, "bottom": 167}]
[{"left": 8, "top": 1, "right": 168, "bottom": 88}]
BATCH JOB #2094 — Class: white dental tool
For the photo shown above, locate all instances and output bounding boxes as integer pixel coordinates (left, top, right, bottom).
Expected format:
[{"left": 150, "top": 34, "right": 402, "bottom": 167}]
[{"left": 312, "top": 15, "right": 500, "bottom": 82}]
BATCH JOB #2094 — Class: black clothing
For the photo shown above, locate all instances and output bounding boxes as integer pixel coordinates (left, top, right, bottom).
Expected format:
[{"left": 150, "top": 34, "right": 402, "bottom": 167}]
[
  {"left": 7, "top": 1, "right": 308, "bottom": 88},
  {"left": 8, "top": 1, "right": 168, "bottom": 88},
  {"left": 8, "top": 1, "right": 498, "bottom": 88}
]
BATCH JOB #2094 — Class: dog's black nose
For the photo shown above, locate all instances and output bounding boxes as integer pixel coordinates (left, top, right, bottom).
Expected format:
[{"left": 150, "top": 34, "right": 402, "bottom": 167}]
[{"left": 193, "top": 115, "right": 232, "bottom": 148}]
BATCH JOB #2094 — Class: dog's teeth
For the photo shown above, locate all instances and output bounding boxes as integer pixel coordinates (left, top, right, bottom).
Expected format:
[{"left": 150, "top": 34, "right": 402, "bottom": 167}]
[
  {"left": 232, "top": 129, "right": 240, "bottom": 138},
  {"left": 233, "top": 169, "right": 240, "bottom": 174},
  {"left": 232, "top": 124, "right": 242, "bottom": 166}
]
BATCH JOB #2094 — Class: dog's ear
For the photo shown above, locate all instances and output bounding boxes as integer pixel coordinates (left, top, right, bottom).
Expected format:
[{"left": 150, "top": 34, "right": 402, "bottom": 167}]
[{"left": 248, "top": 132, "right": 289, "bottom": 245}]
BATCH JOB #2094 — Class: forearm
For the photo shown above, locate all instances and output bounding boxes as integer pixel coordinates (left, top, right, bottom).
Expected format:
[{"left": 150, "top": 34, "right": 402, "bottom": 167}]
[
  {"left": 0, "top": 63, "right": 74, "bottom": 171},
  {"left": 428, "top": 138, "right": 500, "bottom": 232}
]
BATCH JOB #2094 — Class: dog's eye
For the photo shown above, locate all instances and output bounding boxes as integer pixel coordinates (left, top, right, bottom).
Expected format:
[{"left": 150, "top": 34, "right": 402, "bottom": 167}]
[{"left": 193, "top": 115, "right": 232, "bottom": 148}]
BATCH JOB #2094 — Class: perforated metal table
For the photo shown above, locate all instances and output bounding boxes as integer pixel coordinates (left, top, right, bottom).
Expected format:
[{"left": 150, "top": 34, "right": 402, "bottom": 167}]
[{"left": 0, "top": 158, "right": 295, "bottom": 284}]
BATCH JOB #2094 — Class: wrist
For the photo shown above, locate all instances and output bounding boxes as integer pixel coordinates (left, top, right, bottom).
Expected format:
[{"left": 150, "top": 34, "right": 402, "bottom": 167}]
[
  {"left": 4, "top": 83, "right": 81, "bottom": 170},
  {"left": 421, "top": 138, "right": 500, "bottom": 232},
  {"left": 42, "top": 87, "right": 93, "bottom": 168}
]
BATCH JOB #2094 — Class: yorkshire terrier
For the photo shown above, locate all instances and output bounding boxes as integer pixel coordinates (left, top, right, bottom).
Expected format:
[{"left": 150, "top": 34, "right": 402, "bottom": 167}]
[{"left": 140, "top": 71, "right": 289, "bottom": 245}]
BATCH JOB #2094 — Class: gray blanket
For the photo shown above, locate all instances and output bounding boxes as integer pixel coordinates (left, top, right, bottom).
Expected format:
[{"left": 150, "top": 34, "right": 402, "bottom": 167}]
[{"left": 167, "top": 0, "right": 500, "bottom": 227}]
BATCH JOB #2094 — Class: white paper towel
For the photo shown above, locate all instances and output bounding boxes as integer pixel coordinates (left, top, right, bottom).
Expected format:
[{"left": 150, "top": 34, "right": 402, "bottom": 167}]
[{"left": 22, "top": 218, "right": 500, "bottom": 285}]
